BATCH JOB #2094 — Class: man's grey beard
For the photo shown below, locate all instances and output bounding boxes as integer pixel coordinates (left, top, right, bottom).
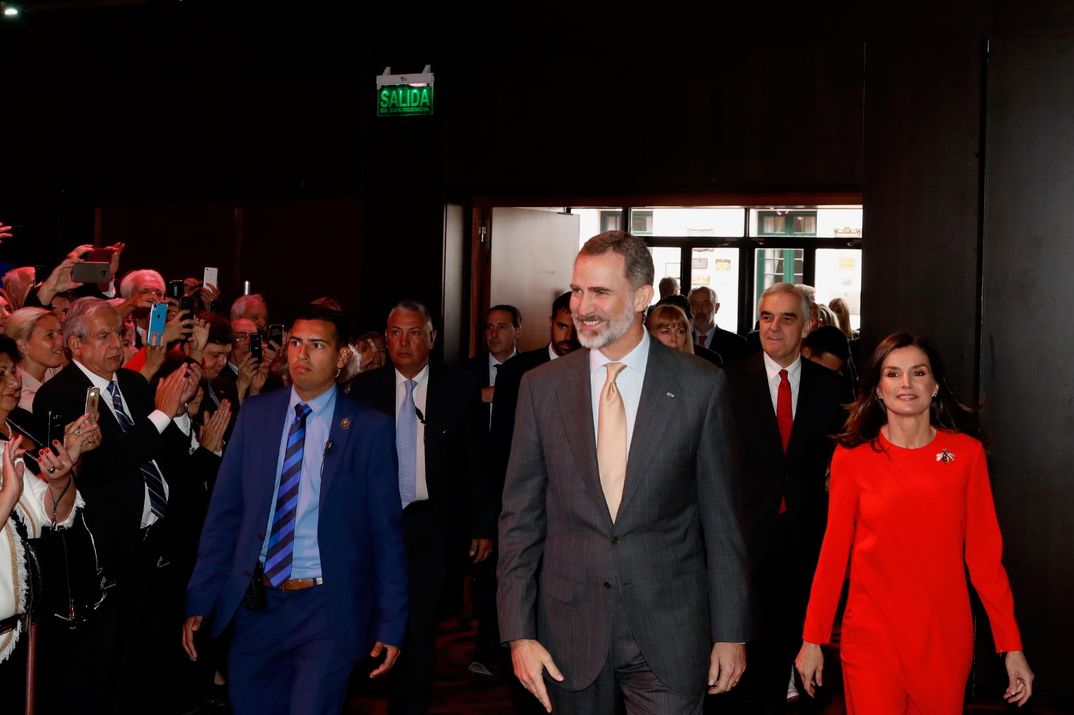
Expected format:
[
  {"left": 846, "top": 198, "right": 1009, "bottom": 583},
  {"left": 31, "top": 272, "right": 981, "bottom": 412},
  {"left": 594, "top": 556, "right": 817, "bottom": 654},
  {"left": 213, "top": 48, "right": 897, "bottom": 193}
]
[{"left": 574, "top": 306, "right": 635, "bottom": 350}]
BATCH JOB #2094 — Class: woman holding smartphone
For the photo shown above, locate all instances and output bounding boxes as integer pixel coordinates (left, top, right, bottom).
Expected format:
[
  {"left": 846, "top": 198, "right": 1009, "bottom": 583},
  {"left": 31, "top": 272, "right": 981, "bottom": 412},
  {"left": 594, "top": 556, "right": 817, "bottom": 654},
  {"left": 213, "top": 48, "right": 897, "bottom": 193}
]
[
  {"left": 0, "top": 334, "right": 100, "bottom": 706},
  {"left": 795, "top": 333, "right": 1033, "bottom": 713}
]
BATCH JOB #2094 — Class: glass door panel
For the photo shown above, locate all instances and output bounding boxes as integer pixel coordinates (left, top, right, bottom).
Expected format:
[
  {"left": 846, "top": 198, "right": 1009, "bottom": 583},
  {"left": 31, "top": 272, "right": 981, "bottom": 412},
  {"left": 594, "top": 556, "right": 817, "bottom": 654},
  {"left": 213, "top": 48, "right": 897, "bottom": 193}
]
[{"left": 690, "top": 247, "right": 740, "bottom": 334}]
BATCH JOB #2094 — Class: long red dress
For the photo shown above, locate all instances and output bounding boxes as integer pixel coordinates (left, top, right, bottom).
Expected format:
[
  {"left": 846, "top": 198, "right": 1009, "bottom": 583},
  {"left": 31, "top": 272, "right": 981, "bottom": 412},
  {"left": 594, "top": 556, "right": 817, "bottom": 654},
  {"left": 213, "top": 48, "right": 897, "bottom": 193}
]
[{"left": 802, "top": 430, "right": 1022, "bottom": 714}]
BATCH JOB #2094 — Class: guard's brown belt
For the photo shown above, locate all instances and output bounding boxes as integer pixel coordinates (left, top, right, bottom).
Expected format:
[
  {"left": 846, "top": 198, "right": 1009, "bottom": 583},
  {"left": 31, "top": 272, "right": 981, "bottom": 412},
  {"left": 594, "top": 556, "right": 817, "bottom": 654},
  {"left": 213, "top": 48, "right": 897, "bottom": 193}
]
[{"left": 262, "top": 575, "right": 324, "bottom": 591}]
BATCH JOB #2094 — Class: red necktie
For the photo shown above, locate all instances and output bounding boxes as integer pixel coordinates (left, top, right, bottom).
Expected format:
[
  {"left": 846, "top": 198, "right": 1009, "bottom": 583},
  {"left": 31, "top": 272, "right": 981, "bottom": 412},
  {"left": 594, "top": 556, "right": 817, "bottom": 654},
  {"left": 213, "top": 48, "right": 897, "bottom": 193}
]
[
  {"left": 698, "top": 334, "right": 707, "bottom": 347},
  {"left": 776, "top": 369, "right": 792, "bottom": 513}
]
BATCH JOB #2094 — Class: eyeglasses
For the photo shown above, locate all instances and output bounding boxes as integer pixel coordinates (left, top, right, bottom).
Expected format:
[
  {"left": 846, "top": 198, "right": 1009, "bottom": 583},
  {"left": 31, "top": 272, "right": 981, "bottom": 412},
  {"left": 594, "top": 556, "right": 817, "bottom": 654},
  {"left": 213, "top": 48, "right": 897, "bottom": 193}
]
[{"left": 233, "top": 332, "right": 255, "bottom": 343}]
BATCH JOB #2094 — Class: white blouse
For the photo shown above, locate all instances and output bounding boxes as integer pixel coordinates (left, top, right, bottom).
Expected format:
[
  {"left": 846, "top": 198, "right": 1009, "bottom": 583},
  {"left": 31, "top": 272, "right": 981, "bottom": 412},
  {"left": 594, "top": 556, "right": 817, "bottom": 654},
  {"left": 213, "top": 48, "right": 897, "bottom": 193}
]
[{"left": 0, "top": 441, "right": 84, "bottom": 662}]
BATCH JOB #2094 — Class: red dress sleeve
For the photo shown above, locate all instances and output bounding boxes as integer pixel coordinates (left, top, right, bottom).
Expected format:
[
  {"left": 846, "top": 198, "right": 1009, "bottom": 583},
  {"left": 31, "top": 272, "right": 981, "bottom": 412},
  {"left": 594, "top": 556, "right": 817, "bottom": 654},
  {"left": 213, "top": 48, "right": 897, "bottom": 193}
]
[
  {"left": 123, "top": 346, "right": 148, "bottom": 372},
  {"left": 802, "top": 445, "right": 857, "bottom": 644},
  {"left": 963, "top": 442, "right": 1023, "bottom": 652}
]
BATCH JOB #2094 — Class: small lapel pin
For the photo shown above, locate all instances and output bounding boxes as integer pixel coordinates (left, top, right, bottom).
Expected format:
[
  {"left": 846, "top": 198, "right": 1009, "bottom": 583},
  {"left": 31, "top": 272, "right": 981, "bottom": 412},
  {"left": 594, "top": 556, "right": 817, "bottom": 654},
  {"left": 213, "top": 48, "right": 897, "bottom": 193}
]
[
  {"left": 936, "top": 448, "right": 955, "bottom": 464},
  {"left": 340, "top": 417, "right": 351, "bottom": 430},
  {"left": 666, "top": 391, "right": 676, "bottom": 399}
]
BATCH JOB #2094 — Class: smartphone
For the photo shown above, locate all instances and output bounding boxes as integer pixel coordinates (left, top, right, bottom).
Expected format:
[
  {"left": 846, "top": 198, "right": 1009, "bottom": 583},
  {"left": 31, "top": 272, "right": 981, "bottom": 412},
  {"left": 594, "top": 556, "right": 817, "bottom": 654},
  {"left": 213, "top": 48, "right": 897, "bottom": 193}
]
[
  {"left": 6, "top": 414, "right": 45, "bottom": 450},
  {"left": 147, "top": 302, "right": 168, "bottom": 346},
  {"left": 249, "top": 333, "right": 263, "bottom": 363},
  {"left": 166, "top": 279, "right": 184, "bottom": 301},
  {"left": 85, "top": 386, "right": 101, "bottom": 416},
  {"left": 268, "top": 324, "right": 285, "bottom": 347},
  {"left": 243, "top": 280, "right": 251, "bottom": 295},
  {"left": 179, "top": 295, "right": 197, "bottom": 321},
  {"left": 209, "top": 299, "right": 224, "bottom": 315},
  {"left": 203, "top": 266, "right": 219, "bottom": 290},
  {"left": 47, "top": 411, "right": 65, "bottom": 453},
  {"left": 34, "top": 264, "right": 49, "bottom": 285},
  {"left": 71, "top": 262, "right": 110, "bottom": 284},
  {"left": 6, "top": 416, "right": 44, "bottom": 477}
]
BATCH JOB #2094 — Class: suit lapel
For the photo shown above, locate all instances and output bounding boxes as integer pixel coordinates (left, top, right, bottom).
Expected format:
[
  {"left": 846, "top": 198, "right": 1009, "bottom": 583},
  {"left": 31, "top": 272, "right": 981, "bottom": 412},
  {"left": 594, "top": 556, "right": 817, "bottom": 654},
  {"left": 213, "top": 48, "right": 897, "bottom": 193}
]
[
  {"left": 319, "top": 386, "right": 351, "bottom": 503},
  {"left": 250, "top": 389, "right": 292, "bottom": 522},
  {"left": 618, "top": 342, "right": 681, "bottom": 519},
  {"left": 787, "top": 359, "right": 821, "bottom": 456},
  {"left": 556, "top": 351, "right": 604, "bottom": 516}
]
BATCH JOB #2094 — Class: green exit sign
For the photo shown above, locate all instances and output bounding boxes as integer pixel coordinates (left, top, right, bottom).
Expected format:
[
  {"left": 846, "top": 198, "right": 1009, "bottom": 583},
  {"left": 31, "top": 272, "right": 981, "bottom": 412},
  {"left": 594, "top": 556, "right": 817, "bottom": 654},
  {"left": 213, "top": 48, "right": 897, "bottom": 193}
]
[
  {"left": 377, "top": 66, "right": 435, "bottom": 117},
  {"left": 378, "top": 84, "right": 434, "bottom": 117}
]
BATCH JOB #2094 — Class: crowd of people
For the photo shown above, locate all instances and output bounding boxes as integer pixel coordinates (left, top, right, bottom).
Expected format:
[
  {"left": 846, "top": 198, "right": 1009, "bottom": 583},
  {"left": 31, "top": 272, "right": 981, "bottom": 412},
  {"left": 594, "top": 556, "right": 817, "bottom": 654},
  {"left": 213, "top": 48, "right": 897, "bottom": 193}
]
[{"left": 0, "top": 225, "right": 1033, "bottom": 715}]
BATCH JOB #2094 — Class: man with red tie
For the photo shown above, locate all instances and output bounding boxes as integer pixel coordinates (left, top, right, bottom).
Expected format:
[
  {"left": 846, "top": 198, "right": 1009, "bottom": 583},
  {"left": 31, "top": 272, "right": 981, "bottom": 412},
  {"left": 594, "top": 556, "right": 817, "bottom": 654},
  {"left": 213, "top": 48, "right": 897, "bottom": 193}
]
[{"left": 723, "top": 283, "right": 850, "bottom": 714}]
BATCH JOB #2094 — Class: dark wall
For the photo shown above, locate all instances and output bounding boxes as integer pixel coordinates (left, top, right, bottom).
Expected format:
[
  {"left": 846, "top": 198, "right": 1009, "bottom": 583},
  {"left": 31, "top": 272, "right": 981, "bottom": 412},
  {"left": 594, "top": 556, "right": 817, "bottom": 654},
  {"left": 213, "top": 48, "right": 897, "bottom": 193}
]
[{"left": 980, "top": 6, "right": 1074, "bottom": 696}]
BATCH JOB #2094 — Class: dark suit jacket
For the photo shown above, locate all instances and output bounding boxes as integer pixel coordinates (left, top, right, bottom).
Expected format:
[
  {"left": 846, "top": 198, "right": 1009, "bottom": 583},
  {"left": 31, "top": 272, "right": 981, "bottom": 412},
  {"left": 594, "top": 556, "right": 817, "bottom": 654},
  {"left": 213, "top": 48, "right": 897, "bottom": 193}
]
[
  {"left": 461, "top": 352, "right": 496, "bottom": 428},
  {"left": 348, "top": 362, "right": 495, "bottom": 547},
  {"left": 695, "top": 326, "right": 749, "bottom": 363},
  {"left": 488, "top": 346, "right": 552, "bottom": 490},
  {"left": 497, "top": 339, "right": 751, "bottom": 695},
  {"left": 724, "top": 354, "right": 850, "bottom": 588},
  {"left": 185, "top": 386, "right": 409, "bottom": 657},
  {"left": 32, "top": 363, "right": 192, "bottom": 579}
]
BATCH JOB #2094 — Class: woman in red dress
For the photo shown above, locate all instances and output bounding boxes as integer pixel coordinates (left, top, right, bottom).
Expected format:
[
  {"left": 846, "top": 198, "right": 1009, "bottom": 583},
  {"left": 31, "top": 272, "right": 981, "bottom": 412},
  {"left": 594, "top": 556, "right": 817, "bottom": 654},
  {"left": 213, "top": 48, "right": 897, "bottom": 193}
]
[{"left": 795, "top": 333, "right": 1033, "bottom": 713}]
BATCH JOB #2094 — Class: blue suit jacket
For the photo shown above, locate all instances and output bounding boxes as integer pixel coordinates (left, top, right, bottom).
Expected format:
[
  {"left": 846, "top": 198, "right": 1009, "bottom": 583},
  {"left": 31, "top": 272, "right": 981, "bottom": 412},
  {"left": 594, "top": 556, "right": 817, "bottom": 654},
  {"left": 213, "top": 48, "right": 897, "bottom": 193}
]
[{"left": 186, "top": 385, "right": 409, "bottom": 657}]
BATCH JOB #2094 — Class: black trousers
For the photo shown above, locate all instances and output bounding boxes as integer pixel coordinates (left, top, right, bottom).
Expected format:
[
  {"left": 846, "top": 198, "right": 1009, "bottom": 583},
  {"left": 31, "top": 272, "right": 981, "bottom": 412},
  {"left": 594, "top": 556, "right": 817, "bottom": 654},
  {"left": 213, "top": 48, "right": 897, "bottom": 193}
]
[{"left": 387, "top": 501, "right": 449, "bottom": 715}]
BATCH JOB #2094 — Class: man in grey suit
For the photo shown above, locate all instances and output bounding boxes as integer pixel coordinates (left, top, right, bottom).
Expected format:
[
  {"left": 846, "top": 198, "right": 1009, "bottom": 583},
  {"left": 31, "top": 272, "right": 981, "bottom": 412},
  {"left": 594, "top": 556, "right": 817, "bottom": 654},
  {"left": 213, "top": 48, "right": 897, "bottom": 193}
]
[{"left": 497, "top": 231, "right": 751, "bottom": 714}]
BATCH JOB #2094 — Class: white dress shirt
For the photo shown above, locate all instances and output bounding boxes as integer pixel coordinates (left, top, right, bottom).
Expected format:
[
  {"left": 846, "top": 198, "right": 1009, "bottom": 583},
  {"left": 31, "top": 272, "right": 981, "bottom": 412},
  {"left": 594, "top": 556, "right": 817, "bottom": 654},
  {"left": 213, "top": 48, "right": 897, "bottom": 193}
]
[
  {"left": 547, "top": 344, "right": 561, "bottom": 361},
  {"left": 395, "top": 364, "right": 430, "bottom": 503},
  {"left": 72, "top": 360, "right": 191, "bottom": 527},
  {"left": 762, "top": 351, "right": 802, "bottom": 419},
  {"left": 588, "top": 330, "right": 651, "bottom": 454},
  {"left": 488, "top": 350, "right": 517, "bottom": 387}
]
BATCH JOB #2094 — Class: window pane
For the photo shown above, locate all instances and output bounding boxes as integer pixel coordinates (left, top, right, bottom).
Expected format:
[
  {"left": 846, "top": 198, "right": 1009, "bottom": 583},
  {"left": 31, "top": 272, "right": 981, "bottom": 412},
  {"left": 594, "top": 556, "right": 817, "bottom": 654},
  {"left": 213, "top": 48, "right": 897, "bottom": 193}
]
[
  {"left": 814, "top": 248, "right": 862, "bottom": 331},
  {"left": 564, "top": 208, "right": 625, "bottom": 250},
  {"left": 749, "top": 207, "right": 861, "bottom": 238},
  {"left": 689, "top": 247, "right": 739, "bottom": 334},
  {"left": 752, "top": 248, "right": 804, "bottom": 328},
  {"left": 816, "top": 208, "right": 863, "bottom": 238},
  {"left": 648, "top": 246, "right": 682, "bottom": 306},
  {"left": 634, "top": 207, "right": 746, "bottom": 237}
]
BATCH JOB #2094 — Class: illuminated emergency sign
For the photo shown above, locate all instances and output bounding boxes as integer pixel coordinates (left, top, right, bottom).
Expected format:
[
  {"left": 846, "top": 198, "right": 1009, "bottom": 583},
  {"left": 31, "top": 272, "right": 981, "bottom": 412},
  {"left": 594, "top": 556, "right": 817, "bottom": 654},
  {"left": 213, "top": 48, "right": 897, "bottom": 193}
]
[{"left": 377, "top": 66, "right": 434, "bottom": 117}]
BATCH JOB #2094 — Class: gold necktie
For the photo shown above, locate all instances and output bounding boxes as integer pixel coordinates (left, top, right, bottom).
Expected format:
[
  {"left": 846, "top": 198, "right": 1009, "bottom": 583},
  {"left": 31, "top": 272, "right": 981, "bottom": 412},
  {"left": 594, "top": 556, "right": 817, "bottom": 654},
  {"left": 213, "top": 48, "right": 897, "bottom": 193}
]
[{"left": 597, "top": 362, "right": 628, "bottom": 522}]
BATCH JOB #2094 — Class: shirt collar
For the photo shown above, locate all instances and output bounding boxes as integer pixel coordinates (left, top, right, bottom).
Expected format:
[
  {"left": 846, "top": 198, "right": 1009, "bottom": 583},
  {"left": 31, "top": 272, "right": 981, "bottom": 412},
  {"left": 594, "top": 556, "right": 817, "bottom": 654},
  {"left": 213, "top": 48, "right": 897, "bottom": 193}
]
[
  {"left": 72, "top": 359, "right": 116, "bottom": 392},
  {"left": 395, "top": 363, "right": 430, "bottom": 387},
  {"left": 547, "top": 343, "right": 560, "bottom": 361},
  {"left": 589, "top": 329, "right": 650, "bottom": 377},
  {"left": 762, "top": 350, "right": 802, "bottom": 381},
  {"left": 488, "top": 350, "right": 517, "bottom": 368},
  {"left": 288, "top": 383, "right": 336, "bottom": 417}
]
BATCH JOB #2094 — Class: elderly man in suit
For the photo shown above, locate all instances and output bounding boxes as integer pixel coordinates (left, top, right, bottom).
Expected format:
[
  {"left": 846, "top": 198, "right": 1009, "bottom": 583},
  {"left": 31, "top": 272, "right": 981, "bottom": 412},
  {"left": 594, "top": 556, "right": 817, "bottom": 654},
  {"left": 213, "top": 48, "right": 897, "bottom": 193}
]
[
  {"left": 723, "top": 283, "right": 850, "bottom": 713},
  {"left": 183, "top": 304, "right": 409, "bottom": 715},
  {"left": 498, "top": 231, "right": 751, "bottom": 715},
  {"left": 348, "top": 299, "right": 494, "bottom": 715},
  {"left": 32, "top": 296, "right": 200, "bottom": 714}
]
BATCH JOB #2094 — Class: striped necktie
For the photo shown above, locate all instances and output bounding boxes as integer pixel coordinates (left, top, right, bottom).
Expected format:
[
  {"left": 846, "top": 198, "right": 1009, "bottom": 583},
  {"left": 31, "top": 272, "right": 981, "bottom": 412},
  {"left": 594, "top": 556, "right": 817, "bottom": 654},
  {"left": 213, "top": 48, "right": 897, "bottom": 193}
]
[
  {"left": 107, "top": 380, "right": 168, "bottom": 518},
  {"left": 264, "top": 403, "right": 313, "bottom": 588}
]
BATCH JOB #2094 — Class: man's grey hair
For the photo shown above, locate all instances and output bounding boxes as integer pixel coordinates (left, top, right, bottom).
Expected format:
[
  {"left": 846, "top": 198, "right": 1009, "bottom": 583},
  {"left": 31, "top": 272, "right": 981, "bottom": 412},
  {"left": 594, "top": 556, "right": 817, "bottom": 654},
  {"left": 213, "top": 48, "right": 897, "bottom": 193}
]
[
  {"left": 63, "top": 297, "right": 117, "bottom": 343},
  {"left": 578, "top": 231, "right": 654, "bottom": 290},
  {"left": 760, "top": 282, "right": 811, "bottom": 323},
  {"left": 387, "top": 299, "right": 435, "bottom": 333},
  {"left": 230, "top": 294, "right": 268, "bottom": 321},
  {"left": 119, "top": 269, "right": 165, "bottom": 299},
  {"left": 687, "top": 286, "right": 720, "bottom": 304}
]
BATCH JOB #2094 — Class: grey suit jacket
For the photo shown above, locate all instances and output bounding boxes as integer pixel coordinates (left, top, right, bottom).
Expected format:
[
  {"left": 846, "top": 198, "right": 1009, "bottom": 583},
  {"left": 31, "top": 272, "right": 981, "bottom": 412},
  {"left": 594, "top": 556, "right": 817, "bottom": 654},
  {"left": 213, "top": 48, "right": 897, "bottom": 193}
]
[{"left": 497, "top": 338, "right": 751, "bottom": 695}]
